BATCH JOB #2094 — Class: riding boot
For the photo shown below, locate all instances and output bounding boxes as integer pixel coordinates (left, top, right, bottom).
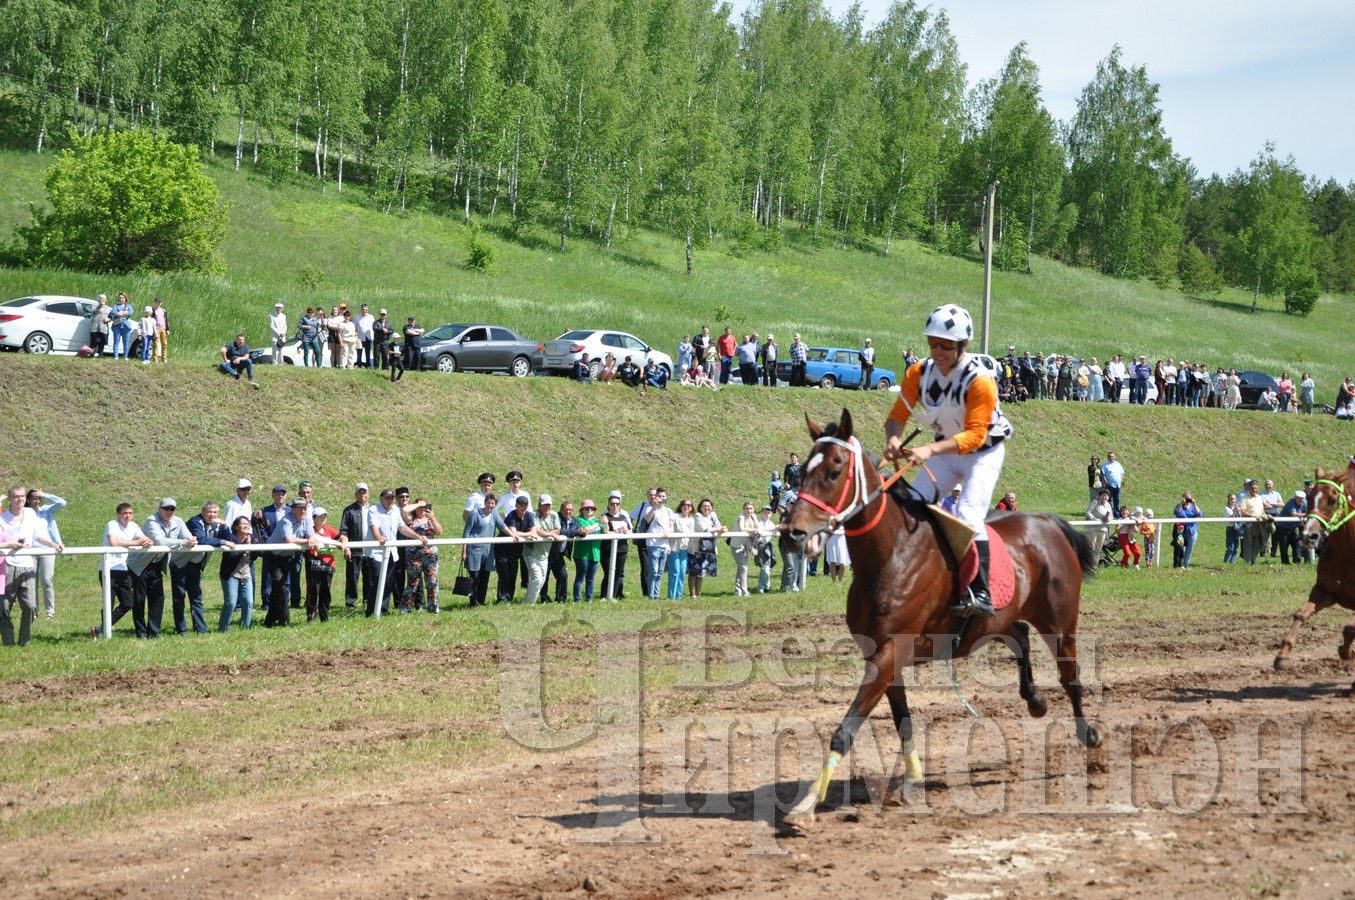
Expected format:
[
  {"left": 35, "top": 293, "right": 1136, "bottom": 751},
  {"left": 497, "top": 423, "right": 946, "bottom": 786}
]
[{"left": 951, "top": 541, "right": 995, "bottom": 618}]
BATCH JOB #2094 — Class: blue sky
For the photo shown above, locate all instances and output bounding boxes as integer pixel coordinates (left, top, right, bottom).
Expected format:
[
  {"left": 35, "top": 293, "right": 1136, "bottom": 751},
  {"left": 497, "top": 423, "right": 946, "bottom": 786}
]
[{"left": 729, "top": 0, "right": 1355, "bottom": 183}]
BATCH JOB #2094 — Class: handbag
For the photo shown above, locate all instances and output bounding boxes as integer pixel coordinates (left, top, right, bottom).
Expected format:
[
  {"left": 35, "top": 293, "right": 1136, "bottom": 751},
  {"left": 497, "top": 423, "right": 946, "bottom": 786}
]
[
  {"left": 697, "top": 536, "right": 716, "bottom": 555},
  {"left": 451, "top": 559, "right": 473, "bottom": 597}
]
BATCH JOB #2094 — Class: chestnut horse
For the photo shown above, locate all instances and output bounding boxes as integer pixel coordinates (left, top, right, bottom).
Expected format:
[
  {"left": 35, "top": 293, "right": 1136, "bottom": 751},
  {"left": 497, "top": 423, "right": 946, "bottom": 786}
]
[
  {"left": 1273, "top": 461, "right": 1355, "bottom": 669},
  {"left": 783, "top": 410, "right": 1099, "bottom": 829}
]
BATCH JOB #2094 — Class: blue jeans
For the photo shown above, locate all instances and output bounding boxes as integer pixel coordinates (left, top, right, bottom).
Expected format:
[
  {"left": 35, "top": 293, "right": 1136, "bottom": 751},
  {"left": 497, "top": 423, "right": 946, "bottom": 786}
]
[
  {"left": 667, "top": 550, "right": 688, "bottom": 599},
  {"left": 111, "top": 322, "right": 132, "bottom": 358},
  {"left": 220, "top": 576, "right": 254, "bottom": 630},
  {"left": 220, "top": 359, "right": 255, "bottom": 380},
  {"left": 303, "top": 338, "right": 322, "bottom": 367},
  {"left": 139, "top": 333, "right": 153, "bottom": 361},
  {"left": 1181, "top": 529, "right": 1197, "bottom": 568},
  {"left": 645, "top": 546, "right": 669, "bottom": 598},
  {"left": 1224, "top": 526, "right": 1240, "bottom": 563},
  {"left": 573, "top": 558, "right": 597, "bottom": 601}
]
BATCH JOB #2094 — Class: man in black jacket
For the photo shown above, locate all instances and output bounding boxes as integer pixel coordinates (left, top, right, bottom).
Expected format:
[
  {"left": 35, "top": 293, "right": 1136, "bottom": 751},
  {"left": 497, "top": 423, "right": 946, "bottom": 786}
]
[
  {"left": 184, "top": 502, "right": 235, "bottom": 634},
  {"left": 373, "top": 309, "right": 394, "bottom": 370},
  {"left": 339, "top": 484, "right": 372, "bottom": 609}
]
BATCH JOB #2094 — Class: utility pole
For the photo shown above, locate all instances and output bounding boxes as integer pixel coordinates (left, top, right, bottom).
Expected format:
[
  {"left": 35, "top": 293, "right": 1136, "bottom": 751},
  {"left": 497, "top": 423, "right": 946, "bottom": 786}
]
[{"left": 980, "top": 180, "right": 998, "bottom": 355}]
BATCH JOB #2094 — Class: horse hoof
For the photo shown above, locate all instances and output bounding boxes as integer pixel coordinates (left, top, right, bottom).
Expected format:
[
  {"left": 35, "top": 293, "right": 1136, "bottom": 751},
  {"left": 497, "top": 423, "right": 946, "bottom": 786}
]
[
  {"left": 1026, "top": 694, "right": 1048, "bottom": 719},
  {"left": 1078, "top": 721, "right": 1102, "bottom": 749},
  {"left": 782, "top": 809, "right": 816, "bottom": 831},
  {"left": 1273, "top": 656, "right": 1294, "bottom": 672},
  {"left": 1338, "top": 646, "right": 1354, "bottom": 663}
]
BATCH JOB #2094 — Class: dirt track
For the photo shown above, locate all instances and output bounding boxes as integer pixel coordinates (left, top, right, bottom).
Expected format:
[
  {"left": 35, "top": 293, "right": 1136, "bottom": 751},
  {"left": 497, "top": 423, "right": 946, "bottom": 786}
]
[{"left": 3, "top": 612, "right": 1354, "bottom": 898}]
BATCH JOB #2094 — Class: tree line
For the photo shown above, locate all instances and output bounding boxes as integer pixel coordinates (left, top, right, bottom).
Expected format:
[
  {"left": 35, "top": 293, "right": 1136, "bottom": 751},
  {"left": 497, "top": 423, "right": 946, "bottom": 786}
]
[{"left": 1, "top": 0, "right": 1351, "bottom": 307}]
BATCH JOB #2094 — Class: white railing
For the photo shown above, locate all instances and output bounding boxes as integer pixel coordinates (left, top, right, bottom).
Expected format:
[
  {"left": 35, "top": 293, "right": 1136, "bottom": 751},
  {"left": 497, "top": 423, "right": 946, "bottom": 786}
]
[{"left": 1, "top": 515, "right": 1308, "bottom": 638}]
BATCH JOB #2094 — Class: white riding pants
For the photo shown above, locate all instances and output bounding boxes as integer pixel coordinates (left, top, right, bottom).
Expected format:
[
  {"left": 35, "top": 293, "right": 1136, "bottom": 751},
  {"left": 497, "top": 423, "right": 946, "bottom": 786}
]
[{"left": 909, "top": 442, "right": 1005, "bottom": 541}]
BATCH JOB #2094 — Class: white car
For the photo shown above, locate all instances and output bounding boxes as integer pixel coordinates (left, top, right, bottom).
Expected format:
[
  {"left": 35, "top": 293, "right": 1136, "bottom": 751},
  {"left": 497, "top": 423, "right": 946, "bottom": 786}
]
[
  {"left": 544, "top": 329, "right": 674, "bottom": 380},
  {"left": 0, "top": 295, "right": 98, "bottom": 354}
]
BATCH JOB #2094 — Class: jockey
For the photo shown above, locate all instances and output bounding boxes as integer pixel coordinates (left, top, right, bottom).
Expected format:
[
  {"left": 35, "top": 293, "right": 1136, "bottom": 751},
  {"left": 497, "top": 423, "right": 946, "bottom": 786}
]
[{"left": 884, "top": 304, "right": 1013, "bottom": 617}]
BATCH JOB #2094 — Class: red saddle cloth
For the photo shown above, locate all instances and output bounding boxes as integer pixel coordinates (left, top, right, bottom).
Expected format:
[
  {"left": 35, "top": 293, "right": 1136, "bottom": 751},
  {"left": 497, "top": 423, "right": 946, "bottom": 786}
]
[{"left": 958, "top": 525, "right": 1016, "bottom": 610}]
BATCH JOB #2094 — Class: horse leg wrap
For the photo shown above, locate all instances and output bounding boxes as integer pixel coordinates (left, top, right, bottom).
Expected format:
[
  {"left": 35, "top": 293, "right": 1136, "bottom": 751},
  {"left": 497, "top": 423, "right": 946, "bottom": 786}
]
[
  {"left": 902, "top": 738, "right": 923, "bottom": 783},
  {"left": 815, "top": 751, "right": 843, "bottom": 804}
]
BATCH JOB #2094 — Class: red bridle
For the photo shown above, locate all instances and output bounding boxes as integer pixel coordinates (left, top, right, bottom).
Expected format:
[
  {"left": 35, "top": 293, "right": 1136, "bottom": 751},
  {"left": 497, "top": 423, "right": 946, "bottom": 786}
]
[{"left": 796, "top": 435, "right": 909, "bottom": 537}]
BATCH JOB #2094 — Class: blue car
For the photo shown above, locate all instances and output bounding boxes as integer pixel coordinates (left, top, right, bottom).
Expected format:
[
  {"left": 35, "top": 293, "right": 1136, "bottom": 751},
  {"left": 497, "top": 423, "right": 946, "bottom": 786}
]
[{"left": 776, "top": 346, "right": 896, "bottom": 390}]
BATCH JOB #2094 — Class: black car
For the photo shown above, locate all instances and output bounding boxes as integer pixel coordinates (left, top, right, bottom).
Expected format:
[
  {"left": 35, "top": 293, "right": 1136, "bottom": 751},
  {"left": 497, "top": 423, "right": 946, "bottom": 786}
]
[
  {"left": 417, "top": 324, "right": 544, "bottom": 376},
  {"left": 1235, "top": 371, "right": 1279, "bottom": 410}
]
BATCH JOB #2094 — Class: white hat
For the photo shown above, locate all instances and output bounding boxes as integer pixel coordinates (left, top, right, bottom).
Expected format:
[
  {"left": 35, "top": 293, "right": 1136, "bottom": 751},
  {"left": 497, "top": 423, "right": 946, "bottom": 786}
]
[
  {"left": 313, "top": 506, "right": 327, "bottom": 517},
  {"left": 1295, "top": 489, "right": 1305, "bottom": 498},
  {"left": 379, "top": 308, "right": 388, "bottom": 315},
  {"left": 143, "top": 306, "right": 153, "bottom": 313},
  {"left": 237, "top": 478, "right": 252, "bottom": 489},
  {"left": 1145, "top": 509, "right": 1154, "bottom": 517},
  {"left": 354, "top": 482, "right": 369, "bottom": 492},
  {"left": 159, "top": 498, "right": 178, "bottom": 509},
  {"left": 274, "top": 301, "right": 284, "bottom": 308},
  {"left": 1134, "top": 506, "right": 1143, "bottom": 515},
  {"left": 538, "top": 494, "right": 553, "bottom": 506},
  {"left": 608, "top": 490, "right": 623, "bottom": 500},
  {"left": 951, "top": 483, "right": 963, "bottom": 492}
]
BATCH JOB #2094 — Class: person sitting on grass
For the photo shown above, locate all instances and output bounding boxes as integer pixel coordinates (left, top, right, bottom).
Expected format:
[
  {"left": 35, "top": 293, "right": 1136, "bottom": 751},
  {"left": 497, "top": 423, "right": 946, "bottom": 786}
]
[
  {"left": 597, "top": 353, "right": 618, "bottom": 383},
  {"left": 219, "top": 334, "right": 259, "bottom": 388},
  {"left": 617, "top": 355, "right": 642, "bottom": 387},
  {"left": 572, "top": 352, "right": 593, "bottom": 382}
]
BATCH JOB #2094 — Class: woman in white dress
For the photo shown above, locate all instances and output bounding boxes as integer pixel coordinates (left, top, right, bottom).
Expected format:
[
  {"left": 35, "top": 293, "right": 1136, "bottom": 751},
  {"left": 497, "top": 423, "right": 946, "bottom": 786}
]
[{"left": 824, "top": 527, "right": 850, "bottom": 582}]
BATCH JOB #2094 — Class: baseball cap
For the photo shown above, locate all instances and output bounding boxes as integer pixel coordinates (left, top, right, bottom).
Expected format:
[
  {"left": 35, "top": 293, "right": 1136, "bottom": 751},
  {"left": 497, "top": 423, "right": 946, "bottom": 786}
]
[
  {"left": 581, "top": 499, "right": 597, "bottom": 510},
  {"left": 272, "top": 484, "right": 287, "bottom": 494},
  {"left": 608, "top": 490, "right": 623, "bottom": 500},
  {"left": 1134, "top": 506, "right": 1143, "bottom": 514},
  {"left": 538, "top": 494, "right": 553, "bottom": 506},
  {"left": 313, "top": 506, "right": 327, "bottom": 517},
  {"left": 1244, "top": 478, "right": 1257, "bottom": 486},
  {"left": 379, "top": 308, "right": 387, "bottom": 315},
  {"left": 396, "top": 486, "right": 410, "bottom": 496},
  {"left": 1146, "top": 509, "right": 1154, "bottom": 517},
  {"left": 274, "top": 302, "right": 284, "bottom": 308},
  {"left": 237, "top": 478, "right": 252, "bottom": 489},
  {"left": 762, "top": 504, "right": 773, "bottom": 511},
  {"left": 1295, "top": 490, "right": 1305, "bottom": 498},
  {"left": 298, "top": 480, "right": 312, "bottom": 490},
  {"left": 380, "top": 488, "right": 396, "bottom": 498},
  {"left": 515, "top": 495, "right": 529, "bottom": 505},
  {"left": 159, "top": 498, "right": 177, "bottom": 509},
  {"left": 354, "top": 482, "right": 369, "bottom": 492},
  {"left": 290, "top": 497, "right": 308, "bottom": 507}
]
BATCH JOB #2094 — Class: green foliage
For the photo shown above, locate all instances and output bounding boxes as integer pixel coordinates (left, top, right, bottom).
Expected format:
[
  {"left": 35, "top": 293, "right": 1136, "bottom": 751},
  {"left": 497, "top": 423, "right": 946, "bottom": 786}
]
[
  {"left": 297, "top": 264, "right": 325, "bottom": 289},
  {"left": 1281, "top": 266, "right": 1319, "bottom": 316},
  {"left": 1219, "top": 146, "right": 1318, "bottom": 314},
  {"left": 1178, "top": 243, "right": 1223, "bottom": 295},
  {"left": 10, "top": 129, "right": 228, "bottom": 274},
  {"left": 463, "top": 225, "right": 495, "bottom": 272}
]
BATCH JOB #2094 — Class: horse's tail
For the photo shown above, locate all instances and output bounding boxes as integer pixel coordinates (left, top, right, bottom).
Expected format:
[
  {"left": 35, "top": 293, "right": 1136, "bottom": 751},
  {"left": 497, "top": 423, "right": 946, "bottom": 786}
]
[{"left": 1047, "top": 514, "right": 1097, "bottom": 578}]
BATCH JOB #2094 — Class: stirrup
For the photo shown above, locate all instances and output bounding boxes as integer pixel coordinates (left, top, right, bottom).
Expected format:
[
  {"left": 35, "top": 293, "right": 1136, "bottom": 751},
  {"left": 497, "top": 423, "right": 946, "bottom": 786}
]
[{"left": 949, "top": 587, "right": 994, "bottom": 618}]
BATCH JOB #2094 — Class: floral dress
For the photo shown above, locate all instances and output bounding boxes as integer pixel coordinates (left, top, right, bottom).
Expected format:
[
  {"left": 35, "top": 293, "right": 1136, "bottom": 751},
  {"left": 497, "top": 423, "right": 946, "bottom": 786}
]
[
  {"left": 691, "top": 512, "right": 721, "bottom": 576},
  {"left": 401, "top": 517, "right": 440, "bottom": 612}
]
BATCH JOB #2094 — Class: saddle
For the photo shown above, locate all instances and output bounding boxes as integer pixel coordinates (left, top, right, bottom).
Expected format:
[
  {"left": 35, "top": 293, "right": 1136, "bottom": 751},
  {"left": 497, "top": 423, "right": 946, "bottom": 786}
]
[{"left": 926, "top": 504, "right": 1016, "bottom": 611}]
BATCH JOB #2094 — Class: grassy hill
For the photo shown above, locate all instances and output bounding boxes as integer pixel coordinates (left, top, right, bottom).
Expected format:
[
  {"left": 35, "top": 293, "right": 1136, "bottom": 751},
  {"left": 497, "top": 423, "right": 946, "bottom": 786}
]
[{"left": 1, "top": 148, "right": 1351, "bottom": 394}]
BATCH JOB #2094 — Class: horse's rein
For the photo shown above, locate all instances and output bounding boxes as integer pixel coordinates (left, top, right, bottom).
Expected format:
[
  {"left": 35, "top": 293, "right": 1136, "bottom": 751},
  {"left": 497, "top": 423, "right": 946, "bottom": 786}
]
[
  {"left": 1307, "top": 478, "right": 1355, "bottom": 533},
  {"left": 796, "top": 431, "right": 925, "bottom": 540}
]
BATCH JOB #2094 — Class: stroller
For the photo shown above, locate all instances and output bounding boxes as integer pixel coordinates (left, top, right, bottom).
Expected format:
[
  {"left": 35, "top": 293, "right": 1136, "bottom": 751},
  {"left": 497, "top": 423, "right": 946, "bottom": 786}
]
[{"left": 1097, "top": 534, "right": 1121, "bottom": 568}]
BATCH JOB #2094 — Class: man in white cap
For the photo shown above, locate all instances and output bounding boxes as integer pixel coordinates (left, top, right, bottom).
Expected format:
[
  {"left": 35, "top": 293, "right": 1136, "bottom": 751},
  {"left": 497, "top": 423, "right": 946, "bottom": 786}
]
[
  {"left": 268, "top": 302, "right": 287, "bottom": 364},
  {"left": 529, "top": 495, "right": 561, "bottom": 604},
  {"left": 136, "top": 499, "right": 198, "bottom": 638},
  {"left": 373, "top": 309, "right": 394, "bottom": 370},
  {"left": 225, "top": 478, "right": 254, "bottom": 528}
]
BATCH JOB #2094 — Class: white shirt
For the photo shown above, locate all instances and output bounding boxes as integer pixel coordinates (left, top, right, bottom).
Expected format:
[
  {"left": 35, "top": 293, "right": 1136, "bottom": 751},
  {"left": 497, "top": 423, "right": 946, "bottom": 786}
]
[
  {"left": 503, "top": 487, "right": 531, "bottom": 509},
  {"left": 356, "top": 313, "right": 375, "bottom": 340},
  {"left": 103, "top": 519, "right": 146, "bottom": 571},
  {"left": 269, "top": 311, "right": 288, "bottom": 341},
  {"left": 644, "top": 505, "right": 675, "bottom": 548},
  {"left": 1, "top": 509, "right": 40, "bottom": 570},
  {"left": 465, "top": 490, "right": 492, "bottom": 518},
  {"left": 1107, "top": 360, "right": 1126, "bottom": 380},
  {"left": 366, "top": 503, "right": 402, "bottom": 560},
  {"left": 1260, "top": 490, "right": 1284, "bottom": 514},
  {"left": 224, "top": 495, "right": 253, "bottom": 528}
]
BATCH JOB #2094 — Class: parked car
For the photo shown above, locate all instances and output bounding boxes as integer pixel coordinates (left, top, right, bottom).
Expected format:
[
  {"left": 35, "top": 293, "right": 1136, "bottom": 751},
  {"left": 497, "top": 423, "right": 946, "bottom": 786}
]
[
  {"left": 418, "top": 324, "right": 544, "bottom": 376},
  {"left": 1235, "top": 370, "right": 1280, "bottom": 410},
  {"left": 775, "top": 346, "right": 896, "bottom": 389},
  {"left": 543, "top": 329, "right": 674, "bottom": 380},
  {"left": 0, "top": 295, "right": 97, "bottom": 354}
]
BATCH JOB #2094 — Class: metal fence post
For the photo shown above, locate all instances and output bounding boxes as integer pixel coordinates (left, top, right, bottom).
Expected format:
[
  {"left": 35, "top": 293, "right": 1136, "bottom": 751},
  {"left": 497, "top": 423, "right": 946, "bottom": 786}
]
[{"left": 101, "top": 553, "right": 113, "bottom": 639}]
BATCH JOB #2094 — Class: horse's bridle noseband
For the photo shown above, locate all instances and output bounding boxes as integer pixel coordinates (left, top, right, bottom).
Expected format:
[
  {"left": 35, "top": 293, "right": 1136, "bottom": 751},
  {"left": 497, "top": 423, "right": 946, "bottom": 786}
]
[
  {"left": 796, "top": 435, "right": 905, "bottom": 539},
  {"left": 1307, "top": 478, "right": 1355, "bottom": 534}
]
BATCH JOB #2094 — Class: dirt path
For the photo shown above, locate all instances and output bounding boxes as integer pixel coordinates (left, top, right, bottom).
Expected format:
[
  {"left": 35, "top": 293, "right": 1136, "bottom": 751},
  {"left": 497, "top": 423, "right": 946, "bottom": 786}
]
[{"left": 3, "top": 622, "right": 1354, "bottom": 898}]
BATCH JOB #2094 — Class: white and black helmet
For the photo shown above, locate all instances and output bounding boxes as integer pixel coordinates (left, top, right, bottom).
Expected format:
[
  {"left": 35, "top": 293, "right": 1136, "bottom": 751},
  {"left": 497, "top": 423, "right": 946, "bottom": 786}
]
[{"left": 923, "top": 304, "right": 974, "bottom": 343}]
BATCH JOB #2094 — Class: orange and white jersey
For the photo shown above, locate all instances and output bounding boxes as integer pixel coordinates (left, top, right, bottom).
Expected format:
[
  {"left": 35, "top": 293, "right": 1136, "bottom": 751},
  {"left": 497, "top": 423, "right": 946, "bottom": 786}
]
[{"left": 887, "top": 356, "right": 1013, "bottom": 454}]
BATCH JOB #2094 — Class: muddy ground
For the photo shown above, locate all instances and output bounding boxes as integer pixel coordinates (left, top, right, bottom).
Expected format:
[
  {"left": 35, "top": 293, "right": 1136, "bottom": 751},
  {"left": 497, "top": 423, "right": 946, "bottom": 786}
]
[{"left": 3, "top": 611, "right": 1354, "bottom": 898}]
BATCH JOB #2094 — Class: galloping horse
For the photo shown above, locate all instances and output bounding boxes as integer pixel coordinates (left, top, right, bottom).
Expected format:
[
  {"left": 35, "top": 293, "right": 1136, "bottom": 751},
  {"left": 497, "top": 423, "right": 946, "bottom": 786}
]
[
  {"left": 1273, "top": 461, "right": 1355, "bottom": 669},
  {"left": 782, "top": 409, "right": 1099, "bottom": 829}
]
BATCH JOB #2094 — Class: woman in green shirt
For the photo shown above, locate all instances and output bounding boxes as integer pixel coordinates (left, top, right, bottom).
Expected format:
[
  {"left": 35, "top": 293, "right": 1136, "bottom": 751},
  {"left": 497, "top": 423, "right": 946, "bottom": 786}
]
[{"left": 572, "top": 500, "right": 603, "bottom": 602}]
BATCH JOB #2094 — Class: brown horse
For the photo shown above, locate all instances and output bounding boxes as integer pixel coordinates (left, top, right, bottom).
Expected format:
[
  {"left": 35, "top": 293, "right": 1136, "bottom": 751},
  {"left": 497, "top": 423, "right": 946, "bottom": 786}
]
[
  {"left": 1273, "top": 461, "right": 1355, "bottom": 669},
  {"left": 782, "top": 409, "right": 1099, "bottom": 829}
]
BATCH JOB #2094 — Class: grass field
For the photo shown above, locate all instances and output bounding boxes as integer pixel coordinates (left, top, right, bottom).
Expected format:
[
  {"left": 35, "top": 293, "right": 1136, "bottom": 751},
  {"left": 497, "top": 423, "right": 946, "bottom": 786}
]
[{"left": 1, "top": 148, "right": 1351, "bottom": 394}]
